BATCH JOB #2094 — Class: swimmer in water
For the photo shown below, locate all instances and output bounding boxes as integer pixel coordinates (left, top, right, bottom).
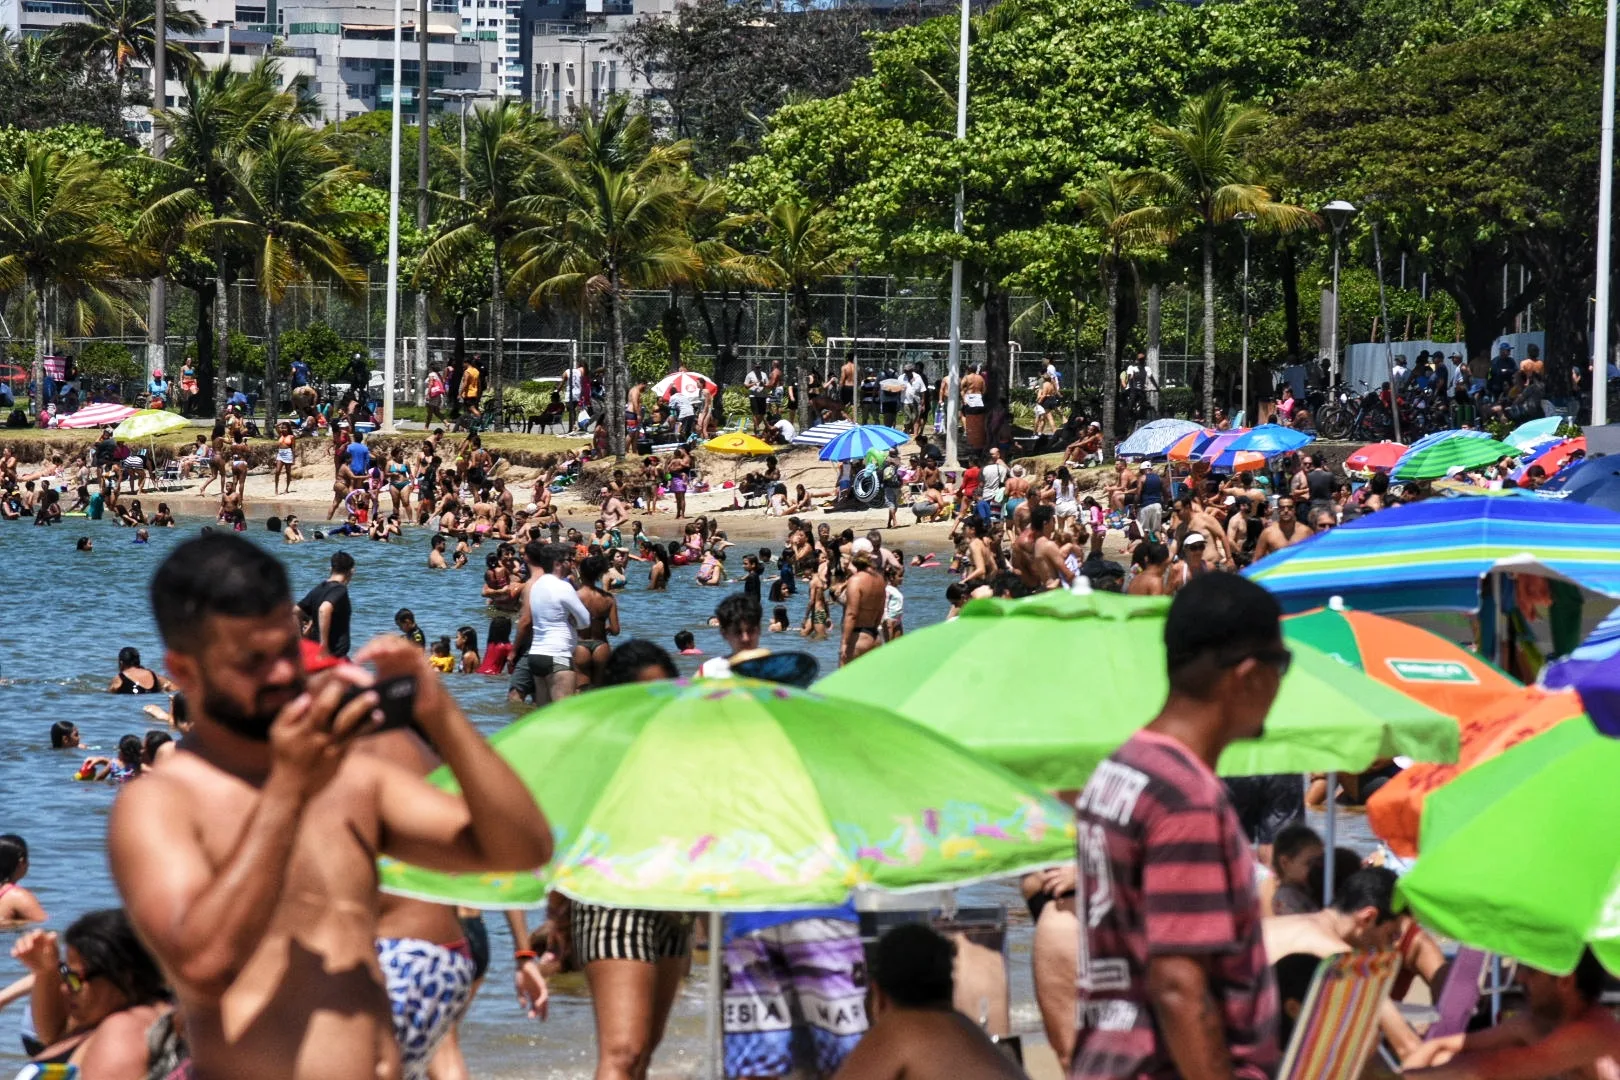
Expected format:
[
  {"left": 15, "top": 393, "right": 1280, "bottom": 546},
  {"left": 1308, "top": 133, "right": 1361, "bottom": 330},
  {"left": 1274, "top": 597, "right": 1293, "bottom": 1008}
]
[
  {"left": 50, "top": 721, "right": 81, "bottom": 748},
  {"left": 910, "top": 552, "right": 940, "bottom": 568},
  {"left": 673, "top": 629, "right": 702, "bottom": 656},
  {"left": 108, "top": 647, "right": 175, "bottom": 695},
  {"left": 0, "top": 834, "right": 47, "bottom": 923}
]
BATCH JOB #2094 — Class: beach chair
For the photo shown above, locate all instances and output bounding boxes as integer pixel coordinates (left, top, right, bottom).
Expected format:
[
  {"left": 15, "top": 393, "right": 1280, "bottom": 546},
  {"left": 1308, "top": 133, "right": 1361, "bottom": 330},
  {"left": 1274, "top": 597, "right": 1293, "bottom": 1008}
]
[
  {"left": 1278, "top": 950, "right": 1401, "bottom": 1080},
  {"left": 1428, "top": 947, "right": 1489, "bottom": 1038}
]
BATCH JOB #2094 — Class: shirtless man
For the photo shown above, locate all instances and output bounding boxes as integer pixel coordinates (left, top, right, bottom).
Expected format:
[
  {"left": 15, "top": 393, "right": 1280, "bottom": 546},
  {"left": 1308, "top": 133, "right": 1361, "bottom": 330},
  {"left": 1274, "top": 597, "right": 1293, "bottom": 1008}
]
[
  {"left": 1011, "top": 505, "right": 1074, "bottom": 591},
  {"left": 108, "top": 534, "right": 552, "bottom": 1080},
  {"left": 1169, "top": 494, "right": 1230, "bottom": 565},
  {"left": 839, "top": 353, "right": 857, "bottom": 420},
  {"left": 840, "top": 539, "right": 887, "bottom": 666},
  {"left": 571, "top": 554, "right": 619, "bottom": 689},
  {"left": 600, "top": 488, "right": 628, "bottom": 534},
  {"left": 1406, "top": 949, "right": 1620, "bottom": 1080},
  {"left": 832, "top": 924, "right": 1024, "bottom": 1080},
  {"left": 1263, "top": 867, "right": 1421, "bottom": 1061},
  {"left": 1250, "top": 497, "right": 1314, "bottom": 563},
  {"left": 1127, "top": 541, "right": 1170, "bottom": 595}
]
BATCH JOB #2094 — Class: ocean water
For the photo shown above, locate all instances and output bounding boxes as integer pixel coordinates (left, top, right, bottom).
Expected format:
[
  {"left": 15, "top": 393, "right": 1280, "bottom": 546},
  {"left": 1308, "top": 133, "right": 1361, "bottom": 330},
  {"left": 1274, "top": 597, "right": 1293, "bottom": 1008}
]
[{"left": 0, "top": 517, "right": 1016, "bottom": 1078}]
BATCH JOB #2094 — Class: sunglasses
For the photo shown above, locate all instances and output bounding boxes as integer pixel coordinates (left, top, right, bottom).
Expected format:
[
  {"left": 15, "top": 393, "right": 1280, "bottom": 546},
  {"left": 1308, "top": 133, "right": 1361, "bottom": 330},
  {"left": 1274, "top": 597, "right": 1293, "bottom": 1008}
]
[{"left": 59, "top": 963, "right": 100, "bottom": 994}]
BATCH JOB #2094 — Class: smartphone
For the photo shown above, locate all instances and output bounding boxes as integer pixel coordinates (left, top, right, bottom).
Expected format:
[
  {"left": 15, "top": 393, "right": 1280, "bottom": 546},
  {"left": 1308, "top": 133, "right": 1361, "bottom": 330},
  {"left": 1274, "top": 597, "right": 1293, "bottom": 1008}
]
[{"left": 340, "top": 675, "right": 417, "bottom": 731}]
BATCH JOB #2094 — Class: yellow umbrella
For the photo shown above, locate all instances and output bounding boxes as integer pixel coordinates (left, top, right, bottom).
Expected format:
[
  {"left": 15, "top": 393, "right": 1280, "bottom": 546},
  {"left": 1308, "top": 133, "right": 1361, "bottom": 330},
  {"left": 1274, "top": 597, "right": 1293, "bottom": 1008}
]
[
  {"left": 113, "top": 409, "right": 188, "bottom": 440},
  {"left": 703, "top": 432, "right": 774, "bottom": 455}
]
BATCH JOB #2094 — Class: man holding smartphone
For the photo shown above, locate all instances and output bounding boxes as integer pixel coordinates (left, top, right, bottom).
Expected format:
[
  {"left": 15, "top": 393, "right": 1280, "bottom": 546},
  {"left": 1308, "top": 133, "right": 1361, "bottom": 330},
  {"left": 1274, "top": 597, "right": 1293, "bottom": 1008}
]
[{"left": 108, "top": 533, "right": 552, "bottom": 1080}]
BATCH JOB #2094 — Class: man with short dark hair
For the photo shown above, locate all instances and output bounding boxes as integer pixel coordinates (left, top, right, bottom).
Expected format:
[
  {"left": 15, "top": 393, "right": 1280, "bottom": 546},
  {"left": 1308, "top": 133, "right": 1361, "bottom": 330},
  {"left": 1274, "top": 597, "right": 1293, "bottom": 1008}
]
[
  {"left": 299, "top": 550, "right": 354, "bottom": 658},
  {"left": 832, "top": 924, "right": 1024, "bottom": 1080},
  {"left": 1072, "top": 574, "right": 1288, "bottom": 1080},
  {"left": 108, "top": 534, "right": 551, "bottom": 1080},
  {"left": 509, "top": 541, "right": 590, "bottom": 704}
]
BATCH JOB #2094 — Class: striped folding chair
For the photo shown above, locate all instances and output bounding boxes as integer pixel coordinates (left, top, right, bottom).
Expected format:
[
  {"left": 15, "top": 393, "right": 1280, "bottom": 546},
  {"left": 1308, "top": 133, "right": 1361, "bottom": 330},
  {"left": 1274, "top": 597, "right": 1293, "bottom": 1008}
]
[{"left": 1279, "top": 950, "right": 1401, "bottom": 1080}]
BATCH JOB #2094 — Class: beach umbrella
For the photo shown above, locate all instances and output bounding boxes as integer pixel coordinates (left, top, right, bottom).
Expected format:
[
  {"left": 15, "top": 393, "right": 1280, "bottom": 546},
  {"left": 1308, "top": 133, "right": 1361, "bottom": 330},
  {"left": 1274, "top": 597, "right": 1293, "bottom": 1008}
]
[
  {"left": 1513, "top": 436, "right": 1586, "bottom": 480},
  {"left": 1505, "top": 414, "right": 1567, "bottom": 450},
  {"left": 1367, "top": 687, "right": 1584, "bottom": 858},
  {"left": 702, "top": 432, "right": 774, "bottom": 456},
  {"left": 791, "top": 420, "right": 855, "bottom": 448},
  {"left": 817, "top": 423, "right": 908, "bottom": 462},
  {"left": 377, "top": 678, "right": 1075, "bottom": 910},
  {"left": 1206, "top": 447, "right": 1269, "bottom": 473},
  {"left": 1541, "top": 608, "right": 1620, "bottom": 736},
  {"left": 1391, "top": 435, "right": 1517, "bottom": 480},
  {"left": 1539, "top": 456, "right": 1620, "bottom": 512},
  {"left": 1244, "top": 497, "right": 1620, "bottom": 613},
  {"left": 1402, "top": 428, "right": 1496, "bottom": 455},
  {"left": 651, "top": 370, "right": 719, "bottom": 401},
  {"left": 814, "top": 590, "right": 1457, "bottom": 792},
  {"left": 55, "top": 402, "right": 136, "bottom": 429},
  {"left": 1167, "top": 428, "right": 1232, "bottom": 461},
  {"left": 1224, "top": 423, "right": 1314, "bottom": 456},
  {"left": 1396, "top": 714, "right": 1620, "bottom": 976},
  {"left": 113, "top": 409, "right": 188, "bottom": 441},
  {"left": 1284, "top": 605, "right": 1520, "bottom": 719},
  {"left": 1115, "top": 417, "right": 1206, "bottom": 458},
  {"left": 1344, "top": 441, "right": 1408, "bottom": 473},
  {"left": 0, "top": 363, "right": 26, "bottom": 386}
]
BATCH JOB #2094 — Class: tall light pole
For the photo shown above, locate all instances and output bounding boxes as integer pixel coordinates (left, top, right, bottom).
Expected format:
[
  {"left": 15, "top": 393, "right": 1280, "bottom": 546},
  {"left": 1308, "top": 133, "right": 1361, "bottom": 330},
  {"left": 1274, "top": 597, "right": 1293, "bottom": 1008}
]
[
  {"left": 415, "top": 0, "right": 431, "bottom": 409},
  {"left": 943, "top": 0, "right": 969, "bottom": 468},
  {"left": 382, "top": 0, "right": 406, "bottom": 432},
  {"left": 148, "top": 0, "right": 166, "bottom": 390},
  {"left": 1371, "top": 219, "right": 1403, "bottom": 444},
  {"left": 1594, "top": 0, "right": 1616, "bottom": 426},
  {"left": 434, "top": 88, "right": 492, "bottom": 200},
  {"left": 557, "top": 35, "right": 609, "bottom": 116},
  {"left": 1235, "top": 210, "right": 1254, "bottom": 424},
  {"left": 1323, "top": 200, "right": 1357, "bottom": 388}
]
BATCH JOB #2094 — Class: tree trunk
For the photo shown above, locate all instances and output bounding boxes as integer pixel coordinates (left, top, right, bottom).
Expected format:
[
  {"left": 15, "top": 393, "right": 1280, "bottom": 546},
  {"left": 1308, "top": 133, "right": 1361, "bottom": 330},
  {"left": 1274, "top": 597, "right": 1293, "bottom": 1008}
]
[
  {"left": 32, "top": 278, "right": 46, "bottom": 416},
  {"left": 192, "top": 282, "right": 214, "bottom": 414},
  {"left": 212, "top": 240, "right": 229, "bottom": 416},
  {"left": 792, "top": 286, "right": 811, "bottom": 430},
  {"left": 453, "top": 310, "right": 466, "bottom": 366},
  {"left": 1281, "top": 238, "right": 1302, "bottom": 362},
  {"left": 264, "top": 297, "right": 280, "bottom": 423},
  {"left": 1201, "top": 228, "right": 1216, "bottom": 422},
  {"left": 1102, "top": 260, "right": 1118, "bottom": 456},
  {"left": 983, "top": 287, "right": 1011, "bottom": 410},
  {"left": 413, "top": 289, "right": 428, "bottom": 407},
  {"left": 609, "top": 273, "right": 628, "bottom": 460},
  {"left": 490, "top": 239, "right": 504, "bottom": 415},
  {"left": 1146, "top": 282, "right": 1161, "bottom": 408}
]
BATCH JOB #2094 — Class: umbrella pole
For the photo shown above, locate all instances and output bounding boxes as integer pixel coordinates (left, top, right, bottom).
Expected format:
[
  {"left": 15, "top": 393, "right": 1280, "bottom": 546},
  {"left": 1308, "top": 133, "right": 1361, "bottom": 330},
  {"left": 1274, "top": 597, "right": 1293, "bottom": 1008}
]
[
  {"left": 1322, "top": 773, "right": 1339, "bottom": 906},
  {"left": 706, "top": 909, "right": 722, "bottom": 1080}
]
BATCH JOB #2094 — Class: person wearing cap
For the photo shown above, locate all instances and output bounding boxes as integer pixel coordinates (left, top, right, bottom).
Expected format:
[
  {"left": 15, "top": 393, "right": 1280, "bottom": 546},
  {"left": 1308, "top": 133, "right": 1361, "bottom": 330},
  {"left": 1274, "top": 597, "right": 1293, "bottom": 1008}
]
[
  {"left": 1170, "top": 494, "right": 1229, "bottom": 567},
  {"left": 839, "top": 537, "right": 887, "bottom": 666},
  {"left": 147, "top": 369, "right": 169, "bottom": 409},
  {"left": 1488, "top": 341, "right": 1516, "bottom": 398},
  {"left": 1167, "top": 530, "right": 1211, "bottom": 591}
]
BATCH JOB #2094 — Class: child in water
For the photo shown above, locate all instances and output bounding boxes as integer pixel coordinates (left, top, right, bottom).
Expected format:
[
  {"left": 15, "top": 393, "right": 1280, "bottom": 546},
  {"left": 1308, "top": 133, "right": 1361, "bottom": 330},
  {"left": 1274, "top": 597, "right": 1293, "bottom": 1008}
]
[
  {"left": 429, "top": 637, "right": 456, "bottom": 673},
  {"left": 673, "top": 630, "right": 702, "bottom": 656}
]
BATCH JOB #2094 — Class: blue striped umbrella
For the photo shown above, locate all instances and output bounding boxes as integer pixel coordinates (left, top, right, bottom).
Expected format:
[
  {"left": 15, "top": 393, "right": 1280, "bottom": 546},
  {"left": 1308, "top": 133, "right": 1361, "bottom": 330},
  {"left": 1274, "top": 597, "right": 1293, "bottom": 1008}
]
[
  {"left": 791, "top": 420, "right": 854, "bottom": 448},
  {"left": 1115, "top": 418, "right": 1205, "bottom": 458},
  {"left": 1244, "top": 498, "right": 1620, "bottom": 613},
  {"left": 818, "top": 424, "right": 909, "bottom": 462}
]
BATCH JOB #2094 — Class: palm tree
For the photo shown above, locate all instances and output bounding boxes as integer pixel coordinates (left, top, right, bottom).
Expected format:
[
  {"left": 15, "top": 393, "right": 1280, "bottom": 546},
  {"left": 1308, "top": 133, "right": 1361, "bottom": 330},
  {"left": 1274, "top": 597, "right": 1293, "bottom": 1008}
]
[
  {"left": 1077, "top": 172, "right": 1161, "bottom": 455},
  {"left": 726, "top": 198, "right": 848, "bottom": 429},
  {"left": 0, "top": 149, "right": 135, "bottom": 411},
  {"left": 418, "top": 98, "right": 550, "bottom": 419},
  {"left": 142, "top": 60, "right": 308, "bottom": 412},
  {"left": 509, "top": 97, "right": 697, "bottom": 459},
  {"left": 203, "top": 123, "right": 370, "bottom": 423},
  {"left": 52, "top": 0, "right": 203, "bottom": 100},
  {"left": 1131, "top": 86, "right": 1313, "bottom": 421}
]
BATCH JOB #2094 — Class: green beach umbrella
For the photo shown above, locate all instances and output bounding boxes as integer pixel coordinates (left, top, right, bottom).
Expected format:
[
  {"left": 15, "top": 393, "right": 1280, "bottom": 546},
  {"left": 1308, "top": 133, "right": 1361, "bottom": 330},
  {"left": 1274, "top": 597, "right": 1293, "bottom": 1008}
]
[
  {"left": 1397, "top": 716, "right": 1620, "bottom": 976},
  {"left": 1391, "top": 435, "right": 1518, "bottom": 480},
  {"left": 112, "top": 408, "right": 188, "bottom": 441},
  {"left": 814, "top": 590, "right": 1457, "bottom": 791},
  {"left": 378, "top": 677, "right": 1076, "bottom": 910}
]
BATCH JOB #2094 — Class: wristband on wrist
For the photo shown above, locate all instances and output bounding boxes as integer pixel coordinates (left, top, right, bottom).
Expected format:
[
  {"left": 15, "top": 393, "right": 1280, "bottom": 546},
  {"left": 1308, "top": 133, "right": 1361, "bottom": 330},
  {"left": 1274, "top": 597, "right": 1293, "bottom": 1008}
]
[{"left": 514, "top": 950, "right": 539, "bottom": 962}]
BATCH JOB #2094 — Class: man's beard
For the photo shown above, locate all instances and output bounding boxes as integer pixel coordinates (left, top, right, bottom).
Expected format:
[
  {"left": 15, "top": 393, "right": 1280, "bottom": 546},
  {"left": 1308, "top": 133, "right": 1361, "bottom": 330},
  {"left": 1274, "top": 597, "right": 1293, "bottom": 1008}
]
[{"left": 201, "top": 675, "right": 306, "bottom": 742}]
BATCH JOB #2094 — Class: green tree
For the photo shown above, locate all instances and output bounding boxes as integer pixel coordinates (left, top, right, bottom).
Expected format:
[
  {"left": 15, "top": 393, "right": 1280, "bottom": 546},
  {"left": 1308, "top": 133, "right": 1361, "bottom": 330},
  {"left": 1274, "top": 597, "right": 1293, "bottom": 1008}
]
[
  {"left": 724, "top": 198, "right": 848, "bottom": 428},
  {"left": 51, "top": 0, "right": 203, "bottom": 102},
  {"left": 418, "top": 98, "right": 551, "bottom": 416},
  {"left": 0, "top": 149, "right": 135, "bottom": 410},
  {"left": 1076, "top": 173, "right": 1160, "bottom": 451},
  {"left": 510, "top": 97, "right": 697, "bottom": 458},
  {"left": 203, "top": 123, "right": 370, "bottom": 422},
  {"left": 281, "top": 320, "right": 367, "bottom": 382},
  {"left": 143, "top": 60, "right": 310, "bottom": 412},
  {"left": 0, "top": 32, "right": 127, "bottom": 137},
  {"left": 1129, "top": 87, "right": 1313, "bottom": 419}
]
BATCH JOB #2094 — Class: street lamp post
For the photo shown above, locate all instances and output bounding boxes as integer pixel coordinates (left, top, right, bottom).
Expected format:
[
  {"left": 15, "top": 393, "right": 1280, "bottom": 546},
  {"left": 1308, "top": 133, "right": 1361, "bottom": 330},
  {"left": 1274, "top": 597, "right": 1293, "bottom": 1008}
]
[
  {"left": 149, "top": 0, "right": 166, "bottom": 390},
  {"left": 1594, "top": 0, "right": 1617, "bottom": 426},
  {"left": 556, "top": 35, "right": 610, "bottom": 117},
  {"left": 1235, "top": 211, "right": 1255, "bottom": 424},
  {"left": 434, "top": 89, "right": 494, "bottom": 201},
  {"left": 1323, "top": 200, "right": 1357, "bottom": 389},
  {"left": 943, "top": 0, "right": 969, "bottom": 469},
  {"left": 382, "top": 0, "right": 407, "bottom": 432}
]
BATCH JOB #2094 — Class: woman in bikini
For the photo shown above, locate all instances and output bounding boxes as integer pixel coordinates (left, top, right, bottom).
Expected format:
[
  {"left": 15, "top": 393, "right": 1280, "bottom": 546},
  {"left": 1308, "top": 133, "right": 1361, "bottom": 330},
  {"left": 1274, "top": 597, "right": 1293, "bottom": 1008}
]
[
  {"left": 482, "top": 551, "right": 523, "bottom": 612},
  {"left": 273, "top": 420, "right": 297, "bottom": 495},
  {"left": 647, "top": 544, "right": 670, "bottom": 590},
  {"left": 228, "top": 429, "right": 250, "bottom": 493},
  {"left": 571, "top": 554, "right": 619, "bottom": 688},
  {"left": 0, "top": 834, "right": 46, "bottom": 923},
  {"left": 385, "top": 447, "right": 414, "bottom": 519},
  {"left": 198, "top": 427, "right": 228, "bottom": 496},
  {"left": 801, "top": 552, "right": 832, "bottom": 639}
]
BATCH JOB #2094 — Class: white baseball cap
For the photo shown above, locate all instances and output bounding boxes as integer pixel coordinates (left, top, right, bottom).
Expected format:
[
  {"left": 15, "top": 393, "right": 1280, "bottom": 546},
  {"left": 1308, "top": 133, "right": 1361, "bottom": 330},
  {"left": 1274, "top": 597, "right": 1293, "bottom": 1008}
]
[
  {"left": 851, "top": 537, "right": 875, "bottom": 556},
  {"left": 1185, "top": 531, "right": 1207, "bottom": 546}
]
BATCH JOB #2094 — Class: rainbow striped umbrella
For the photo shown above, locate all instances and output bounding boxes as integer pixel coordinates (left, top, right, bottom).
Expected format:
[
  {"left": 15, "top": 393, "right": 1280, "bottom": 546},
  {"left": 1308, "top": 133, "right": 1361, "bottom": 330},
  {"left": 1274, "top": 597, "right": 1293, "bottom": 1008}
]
[{"left": 1244, "top": 497, "right": 1620, "bottom": 613}]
